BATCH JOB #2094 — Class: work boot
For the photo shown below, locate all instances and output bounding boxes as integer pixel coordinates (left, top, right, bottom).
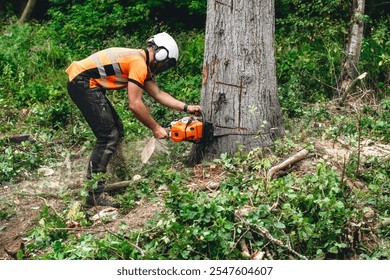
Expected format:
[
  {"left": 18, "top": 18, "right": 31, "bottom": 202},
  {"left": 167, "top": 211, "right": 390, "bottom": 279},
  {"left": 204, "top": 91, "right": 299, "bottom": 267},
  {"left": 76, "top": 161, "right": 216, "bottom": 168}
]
[{"left": 85, "top": 192, "right": 120, "bottom": 208}]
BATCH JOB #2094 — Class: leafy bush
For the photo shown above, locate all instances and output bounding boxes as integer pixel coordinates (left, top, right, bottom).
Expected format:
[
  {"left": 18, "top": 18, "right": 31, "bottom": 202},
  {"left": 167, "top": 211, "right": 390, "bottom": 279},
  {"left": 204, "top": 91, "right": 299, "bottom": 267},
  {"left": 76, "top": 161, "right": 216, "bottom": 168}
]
[
  {"left": 275, "top": 0, "right": 389, "bottom": 116},
  {"left": 275, "top": 0, "right": 350, "bottom": 116},
  {"left": 359, "top": 19, "right": 390, "bottom": 93}
]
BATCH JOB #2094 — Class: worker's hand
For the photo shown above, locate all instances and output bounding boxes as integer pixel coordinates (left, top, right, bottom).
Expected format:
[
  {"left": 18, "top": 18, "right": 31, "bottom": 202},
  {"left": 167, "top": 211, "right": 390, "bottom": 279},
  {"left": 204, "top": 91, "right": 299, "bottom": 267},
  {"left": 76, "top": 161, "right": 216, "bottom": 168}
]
[
  {"left": 152, "top": 125, "right": 169, "bottom": 139},
  {"left": 187, "top": 105, "right": 202, "bottom": 116}
]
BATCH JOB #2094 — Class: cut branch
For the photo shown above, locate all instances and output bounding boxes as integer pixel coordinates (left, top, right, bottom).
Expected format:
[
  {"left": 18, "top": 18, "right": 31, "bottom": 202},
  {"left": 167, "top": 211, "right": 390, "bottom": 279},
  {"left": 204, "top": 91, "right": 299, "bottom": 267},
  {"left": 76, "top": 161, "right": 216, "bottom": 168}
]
[
  {"left": 239, "top": 239, "right": 251, "bottom": 258},
  {"left": 234, "top": 207, "right": 308, "bottom": 260},
  {"left": 250, "top": 224, "right": 308, "bottom": 260},
  {"left": 267, "top": 149, "right": 309, "bottom": 179},
  {"left": 338, "top": 72, "right": 367, "bottom": 106}
]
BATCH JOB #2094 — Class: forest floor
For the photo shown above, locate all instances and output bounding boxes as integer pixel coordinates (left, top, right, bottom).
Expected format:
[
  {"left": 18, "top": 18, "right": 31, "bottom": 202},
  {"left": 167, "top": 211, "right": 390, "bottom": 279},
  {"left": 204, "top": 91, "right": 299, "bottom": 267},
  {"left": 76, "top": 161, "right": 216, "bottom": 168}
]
[{"left": 1, "top": 132, "right": 389, "bottom": 260}]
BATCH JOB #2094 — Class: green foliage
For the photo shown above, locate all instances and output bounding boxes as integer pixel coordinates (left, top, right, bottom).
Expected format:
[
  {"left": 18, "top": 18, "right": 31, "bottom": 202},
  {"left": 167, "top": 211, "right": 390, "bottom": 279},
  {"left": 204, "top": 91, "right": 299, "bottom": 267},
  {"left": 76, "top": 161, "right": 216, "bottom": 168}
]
[
  {"left": 360, "top": 157, "right": 389, "bottom": 215},
  {"left": 24, "top": 140, "right": 389, "bottom": 260},
  {"left": 47, "top": 0, "right": 147, "bottom": 55},
  {"left": 24, "top": 206, "right": 68, "bottom": 258},
  {"left": 275, "top": 0, "right": 389, "bottom": 117},
  {"left": 46, "top": 0, "right": 206, "bottom": 56},
  {"left": 275, "top": 0, "right": 349, "bottom": 116},
  {"left": 0, "top": 140, "right": 54, "bottom": 183},
  {"left": 288, "top": 98, "right": 390, "bottom": 143},
  {"left": 156, "top": 185, "right": 239, "bottom": 259},
  {"left": 139, "top": 0, "right": 206, "bottom": 15},
  {"left": 360, "top": 19, "right": 390, "bottom": 93},
  {"left": 0, "top": 22, "right": 58, "bottom": 105},
  {"left": 0, "top": 195, "right": 17, "bottom": 223},
  {"left": 271, "top": 163, "right": 353, "bottom": 258}
]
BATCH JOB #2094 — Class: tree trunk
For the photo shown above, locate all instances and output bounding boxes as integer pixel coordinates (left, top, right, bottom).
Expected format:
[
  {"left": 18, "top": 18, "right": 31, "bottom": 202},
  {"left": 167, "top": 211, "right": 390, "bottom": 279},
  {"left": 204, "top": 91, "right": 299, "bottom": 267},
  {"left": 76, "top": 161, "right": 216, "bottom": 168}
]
[
  {"left": 188, "top": 0, "right": 284, "bottom": 164},
  {"left": 337, "top": 0, "right": 365, "bottom": 99},
  {"left": 19, "top": 0, "right": 37, "bottom": 23}
]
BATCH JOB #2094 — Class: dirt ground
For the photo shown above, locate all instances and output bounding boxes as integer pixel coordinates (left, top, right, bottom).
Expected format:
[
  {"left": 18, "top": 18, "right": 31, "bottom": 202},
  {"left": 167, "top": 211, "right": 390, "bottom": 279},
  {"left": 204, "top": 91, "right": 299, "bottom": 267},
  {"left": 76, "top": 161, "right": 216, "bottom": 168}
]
[{"left": 0, "top": 137, "right": 389, "bottom": 259}]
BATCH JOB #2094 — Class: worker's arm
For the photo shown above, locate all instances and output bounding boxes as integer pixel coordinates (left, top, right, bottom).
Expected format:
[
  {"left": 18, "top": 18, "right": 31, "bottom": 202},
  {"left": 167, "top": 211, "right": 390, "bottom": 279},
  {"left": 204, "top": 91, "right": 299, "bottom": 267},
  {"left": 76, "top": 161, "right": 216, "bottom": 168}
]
[
  {"left": 144, "top": 80, "right": 201, "bottom": 114},
  {"left": 127, "top": 82, "right": 167, "bottom": 139}
]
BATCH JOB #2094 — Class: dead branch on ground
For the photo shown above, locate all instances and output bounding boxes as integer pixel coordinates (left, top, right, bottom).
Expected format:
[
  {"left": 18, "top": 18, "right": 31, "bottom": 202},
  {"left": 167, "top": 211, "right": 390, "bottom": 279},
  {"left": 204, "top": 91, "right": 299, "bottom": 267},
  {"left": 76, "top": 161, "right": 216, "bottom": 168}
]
[
  {"left": 249, "top": 224, "right": 308, "bottom": 260},
  {"left": 234, "top": 206, "right": 308, "bottom": 260},
  {"left": 267, "top": 149, "right": 309, "bottom": 179}
]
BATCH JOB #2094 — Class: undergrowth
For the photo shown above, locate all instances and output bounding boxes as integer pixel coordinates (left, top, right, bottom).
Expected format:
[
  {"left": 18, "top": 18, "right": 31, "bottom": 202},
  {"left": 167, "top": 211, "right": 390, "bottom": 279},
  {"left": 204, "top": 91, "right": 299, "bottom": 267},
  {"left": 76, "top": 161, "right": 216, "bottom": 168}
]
[{"left": 19, "top": 121, "right": 389, "bottom": 260}]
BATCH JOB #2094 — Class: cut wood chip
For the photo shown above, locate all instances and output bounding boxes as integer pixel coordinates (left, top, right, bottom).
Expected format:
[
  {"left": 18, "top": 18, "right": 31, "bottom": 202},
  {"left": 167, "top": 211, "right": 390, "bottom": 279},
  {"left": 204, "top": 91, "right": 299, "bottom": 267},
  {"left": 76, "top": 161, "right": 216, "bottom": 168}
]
[
  {"left": 91, "top": 207, "right": 118, "bottom": 222},
  {"left": 37, "top": 167, "right": 55, "bottom": 176},
  {"left": 141, "top": 137, "right": 156, "bottom": 164},
  {"left": 140, "top": 137, "right": 169, "bottom": 163}
]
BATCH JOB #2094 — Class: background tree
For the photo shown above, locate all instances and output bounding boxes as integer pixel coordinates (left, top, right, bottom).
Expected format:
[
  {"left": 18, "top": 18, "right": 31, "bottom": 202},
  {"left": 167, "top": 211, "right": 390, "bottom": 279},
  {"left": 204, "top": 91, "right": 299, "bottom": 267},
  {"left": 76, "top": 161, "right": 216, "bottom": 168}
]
[
  {"left": 337, "top": 0, "right": 366, "bottom": 104},
  {"left": 0, "top": 0, "right": 48, "bottom": 22},
  {"left": 19, "top": 0, "right": 37, "bottom": 23},
  {"left": 189, "top": 0, "right": 284, "bottom": 164}
]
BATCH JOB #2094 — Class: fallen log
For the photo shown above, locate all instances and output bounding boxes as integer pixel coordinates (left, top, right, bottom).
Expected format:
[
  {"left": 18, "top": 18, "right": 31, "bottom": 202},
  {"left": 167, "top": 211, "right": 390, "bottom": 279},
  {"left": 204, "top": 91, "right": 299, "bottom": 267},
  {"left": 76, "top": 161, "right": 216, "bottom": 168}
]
[
  {"left": 7, "top": 134, "right": 31, "bottom": 144},
  {"left": 104, "top": 180, "right": 133, "bottom": 192},
  {"left": 267, "top": 149, "right": 309, "bottom": 179},
  {"left": 70, "top": 180, "right": 134, "bottom": 195}
]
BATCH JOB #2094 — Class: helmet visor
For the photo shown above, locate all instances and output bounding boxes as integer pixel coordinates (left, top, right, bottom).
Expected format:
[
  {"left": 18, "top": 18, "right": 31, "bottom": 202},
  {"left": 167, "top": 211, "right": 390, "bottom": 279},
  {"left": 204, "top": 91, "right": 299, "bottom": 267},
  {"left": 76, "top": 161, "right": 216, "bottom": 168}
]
[{"left": 151, "top": 58, "right": 177, "bottom": 74}]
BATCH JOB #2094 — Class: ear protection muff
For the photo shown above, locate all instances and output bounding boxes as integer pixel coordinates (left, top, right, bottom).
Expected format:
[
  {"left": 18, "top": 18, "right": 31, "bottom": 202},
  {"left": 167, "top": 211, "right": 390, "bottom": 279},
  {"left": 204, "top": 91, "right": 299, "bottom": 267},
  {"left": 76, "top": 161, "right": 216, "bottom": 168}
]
[{"left": 154, "top": 47, "right": 169, "bottom": 62}]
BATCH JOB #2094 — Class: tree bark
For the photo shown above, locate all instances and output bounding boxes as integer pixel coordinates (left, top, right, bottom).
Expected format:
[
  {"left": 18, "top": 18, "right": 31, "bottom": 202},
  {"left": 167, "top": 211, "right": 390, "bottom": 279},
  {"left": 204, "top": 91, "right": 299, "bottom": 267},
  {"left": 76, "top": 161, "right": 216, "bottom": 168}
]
[
  {"left": 337, "top": 0, "right": 365, "bottom": 100},
  {"left": 189, "top": 0, "right": 284, "bottom": 164},
  {"left": 19, "top": 0, "right": 37, "bottom": 23}
]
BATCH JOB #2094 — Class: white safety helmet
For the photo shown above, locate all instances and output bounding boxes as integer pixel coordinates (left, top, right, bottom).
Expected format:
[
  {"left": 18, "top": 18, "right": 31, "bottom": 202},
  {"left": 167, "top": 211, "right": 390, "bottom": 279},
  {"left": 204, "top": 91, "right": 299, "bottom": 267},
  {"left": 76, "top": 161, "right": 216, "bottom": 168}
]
[{"left": 146, "top": 32, "right": 179, "bottom": 74}]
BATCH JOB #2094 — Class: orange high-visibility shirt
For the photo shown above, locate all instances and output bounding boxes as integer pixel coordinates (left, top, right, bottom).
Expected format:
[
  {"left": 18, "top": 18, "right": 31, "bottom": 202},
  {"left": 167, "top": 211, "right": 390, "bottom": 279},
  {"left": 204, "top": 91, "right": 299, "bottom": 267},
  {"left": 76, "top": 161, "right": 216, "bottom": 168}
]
[{"left": 66, "top": 48, "right": 151, "bottom": 89}]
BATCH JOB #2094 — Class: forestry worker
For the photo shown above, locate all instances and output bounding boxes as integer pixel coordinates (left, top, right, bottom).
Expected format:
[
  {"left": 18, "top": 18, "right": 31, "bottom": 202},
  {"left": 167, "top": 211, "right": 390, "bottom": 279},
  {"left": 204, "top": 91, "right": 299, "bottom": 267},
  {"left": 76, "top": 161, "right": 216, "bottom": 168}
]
[{"left": 66, "top": 32, "right": 201, "bottom": 208}]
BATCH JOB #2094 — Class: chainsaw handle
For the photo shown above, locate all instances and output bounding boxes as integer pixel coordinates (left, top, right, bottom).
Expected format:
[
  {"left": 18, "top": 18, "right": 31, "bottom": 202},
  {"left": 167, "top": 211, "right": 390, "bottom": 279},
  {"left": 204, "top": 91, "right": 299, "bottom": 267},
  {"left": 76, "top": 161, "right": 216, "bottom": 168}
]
[
  {"left": 194, "top": 109, "right": 214, "bottom": 144},
  {"left": 197, "top": 109, "right": 205, "bottom": 119}
]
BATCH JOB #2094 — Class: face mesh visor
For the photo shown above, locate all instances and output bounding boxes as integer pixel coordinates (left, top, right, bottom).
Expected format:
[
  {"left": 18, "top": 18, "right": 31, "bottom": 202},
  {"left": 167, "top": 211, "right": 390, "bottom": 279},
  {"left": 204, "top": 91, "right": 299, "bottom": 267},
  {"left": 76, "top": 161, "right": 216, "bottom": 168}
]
[{"left": 151, "top": 58, "right": 176, "bottom": 74}]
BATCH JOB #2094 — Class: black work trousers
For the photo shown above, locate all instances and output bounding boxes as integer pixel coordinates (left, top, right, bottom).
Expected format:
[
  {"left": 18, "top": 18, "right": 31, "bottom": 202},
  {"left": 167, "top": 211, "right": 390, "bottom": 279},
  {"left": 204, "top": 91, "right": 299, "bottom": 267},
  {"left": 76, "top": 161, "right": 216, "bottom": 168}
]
[{"left": 67, "top": 77, "right": 124, "bottom": 195}]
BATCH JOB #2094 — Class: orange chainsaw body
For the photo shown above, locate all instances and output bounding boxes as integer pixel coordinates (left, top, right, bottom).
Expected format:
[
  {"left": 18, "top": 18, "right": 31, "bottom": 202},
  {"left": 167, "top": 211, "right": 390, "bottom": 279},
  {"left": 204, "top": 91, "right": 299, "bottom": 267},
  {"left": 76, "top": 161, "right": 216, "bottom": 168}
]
[{"left": 170, "top": 117, "right": 203, "bottom": 142}]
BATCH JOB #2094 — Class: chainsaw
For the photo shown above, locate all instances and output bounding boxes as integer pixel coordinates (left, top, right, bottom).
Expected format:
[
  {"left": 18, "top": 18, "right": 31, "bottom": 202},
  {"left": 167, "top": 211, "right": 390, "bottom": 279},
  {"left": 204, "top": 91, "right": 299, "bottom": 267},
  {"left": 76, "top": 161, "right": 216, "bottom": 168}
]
[
  {"left": 141, "top": 110, "right": 213, "bottom": 163},
  {"left": 169, "top": 110, "right": 213, "bottom": 144}
]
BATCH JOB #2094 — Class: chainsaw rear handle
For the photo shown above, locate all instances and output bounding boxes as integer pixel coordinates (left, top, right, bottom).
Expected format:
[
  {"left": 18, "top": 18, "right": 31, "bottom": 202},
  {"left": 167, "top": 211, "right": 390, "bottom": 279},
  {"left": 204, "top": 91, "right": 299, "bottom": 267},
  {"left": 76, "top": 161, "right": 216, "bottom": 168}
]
[
  {"left": 195, "top": 109, "right": 214, "bottom": 144},
  {"left": 197, "top": 108, "right": 205, "bottom": 120}
]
